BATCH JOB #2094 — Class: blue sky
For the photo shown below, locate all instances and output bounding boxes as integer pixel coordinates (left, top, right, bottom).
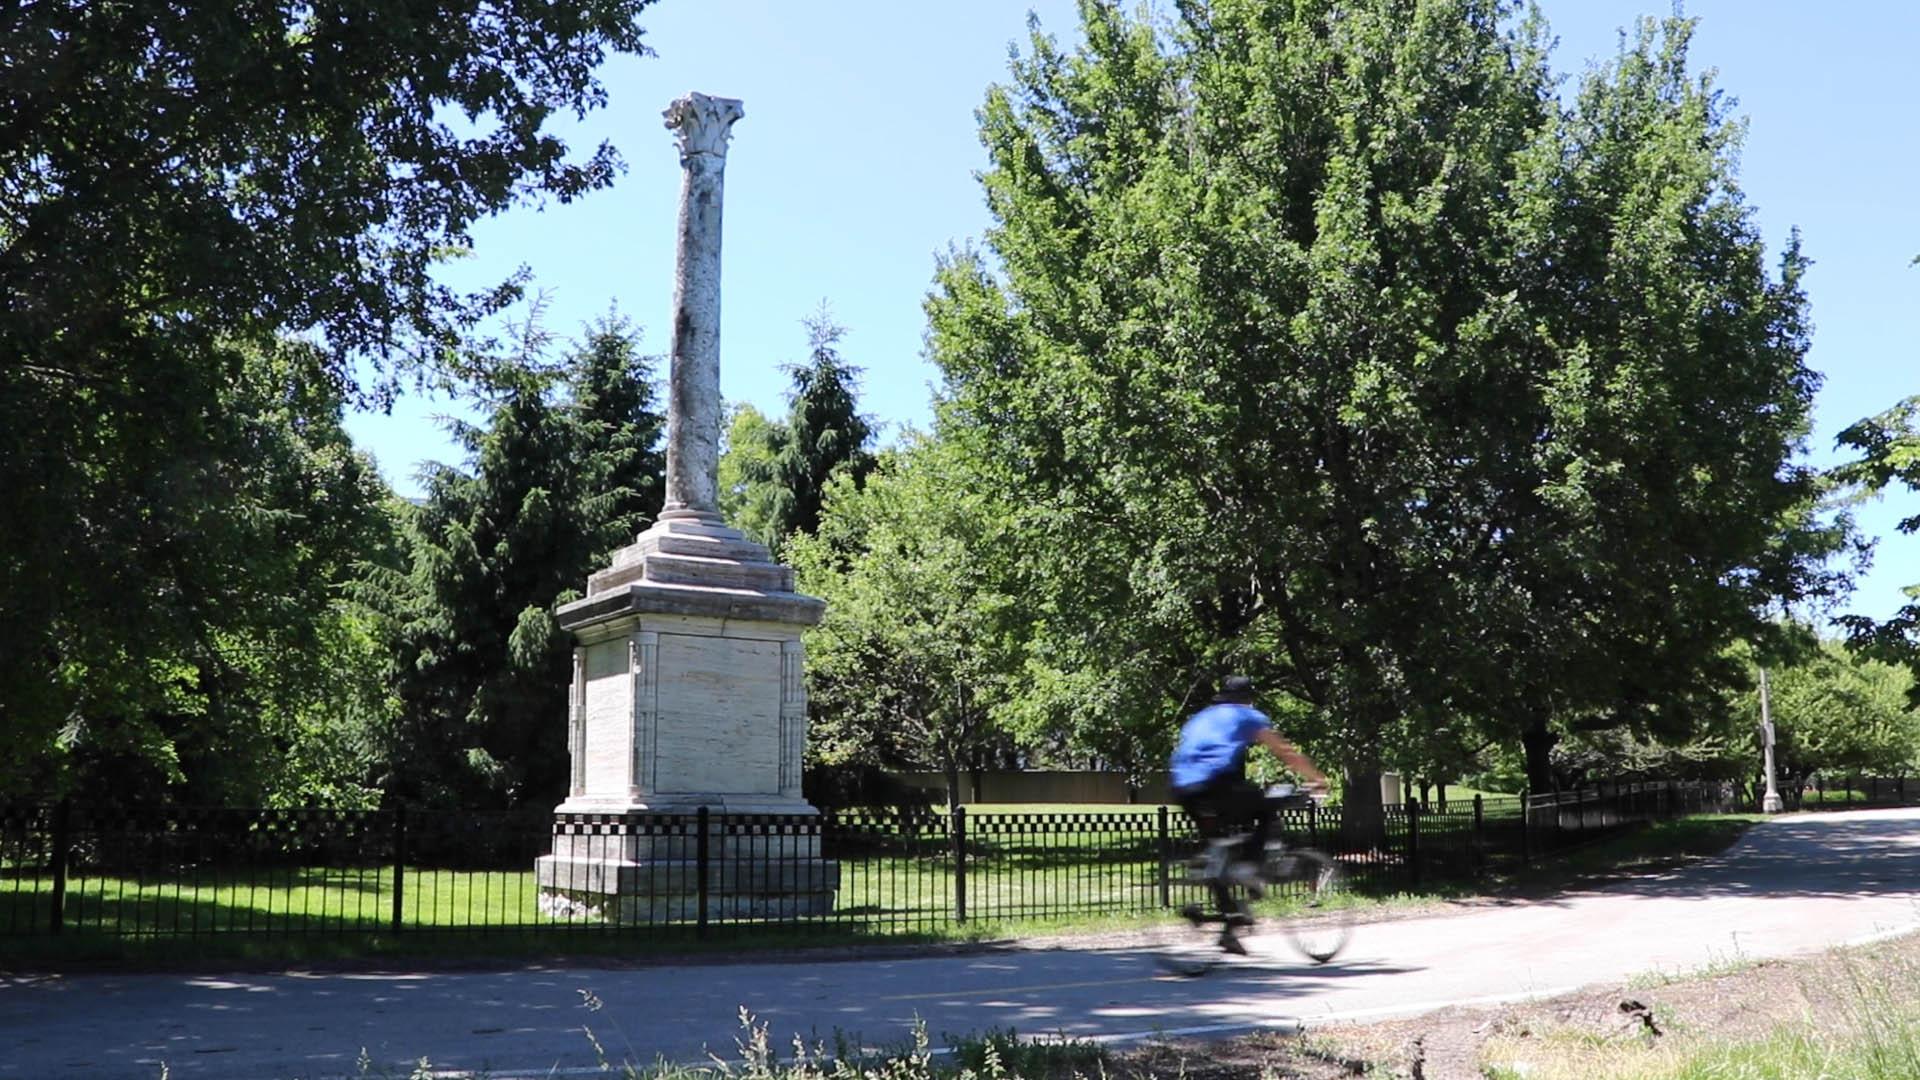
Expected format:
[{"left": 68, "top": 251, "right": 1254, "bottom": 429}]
[{"left": 343, "top": 0, "right": 1920, "bottom": 621}]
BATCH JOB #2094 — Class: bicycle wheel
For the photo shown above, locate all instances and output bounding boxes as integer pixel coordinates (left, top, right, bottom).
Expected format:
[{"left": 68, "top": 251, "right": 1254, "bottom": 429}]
[{"left": 1279, "top": 848, "right": 1352, "bottom": 963}]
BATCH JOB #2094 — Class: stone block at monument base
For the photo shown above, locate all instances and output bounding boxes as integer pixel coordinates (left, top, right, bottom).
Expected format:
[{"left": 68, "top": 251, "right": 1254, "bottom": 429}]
[{"left": 535, "top": 824, "right": 841, "bottom": 921}]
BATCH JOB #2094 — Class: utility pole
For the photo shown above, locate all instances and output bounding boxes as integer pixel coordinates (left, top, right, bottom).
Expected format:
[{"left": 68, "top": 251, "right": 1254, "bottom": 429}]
[{"left": 1759, "top": 666, "right": 1784, "bottom": 813}]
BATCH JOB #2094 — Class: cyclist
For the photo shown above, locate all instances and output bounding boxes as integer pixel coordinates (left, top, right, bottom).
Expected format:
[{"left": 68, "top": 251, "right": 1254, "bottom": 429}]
[{"left": 1170, "top": 675, "right": 1330, "bottom": 950}]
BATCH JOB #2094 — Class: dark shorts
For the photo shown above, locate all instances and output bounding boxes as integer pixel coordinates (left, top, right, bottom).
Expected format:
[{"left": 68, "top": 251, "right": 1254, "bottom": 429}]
[{"left": 1172, "top": 775, "right": 1269, "bottom": 841}]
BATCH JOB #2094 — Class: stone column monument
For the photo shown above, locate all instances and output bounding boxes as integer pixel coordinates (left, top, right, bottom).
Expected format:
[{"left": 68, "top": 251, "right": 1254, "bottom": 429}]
[{"left": 536, "top": 92, "right": 836, "bottom": 920}]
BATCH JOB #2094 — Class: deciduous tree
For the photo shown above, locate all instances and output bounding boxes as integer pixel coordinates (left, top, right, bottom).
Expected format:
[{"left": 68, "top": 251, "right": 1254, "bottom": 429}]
[
  {"left": 13, "top": 339, "right": 400, "bottom": 803},
  {"left": 1, "top": 0, "right": 659, "bottom": 791},
  {"left": 926, "top": 0, "right": 1831, "bottom": 839},
  {"left": 789, "top": 435, "right": 1022, "bottom": 807}
]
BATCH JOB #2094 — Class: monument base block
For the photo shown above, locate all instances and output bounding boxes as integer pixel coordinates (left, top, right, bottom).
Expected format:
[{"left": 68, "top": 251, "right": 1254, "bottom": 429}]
[{"left": 535, "top": 852, "right": 841, "bottom": 921}]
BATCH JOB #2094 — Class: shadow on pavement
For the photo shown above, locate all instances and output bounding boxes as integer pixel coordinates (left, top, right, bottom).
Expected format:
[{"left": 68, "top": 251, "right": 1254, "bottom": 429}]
[{"left": 1531, "top": 808, "right": 1920, "bottom": 906}]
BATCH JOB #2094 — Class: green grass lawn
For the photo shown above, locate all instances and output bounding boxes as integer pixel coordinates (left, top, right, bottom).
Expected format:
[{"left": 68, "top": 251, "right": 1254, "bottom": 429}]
[
  {"left": 1504, "top": 813, "right": 1767, "bottom": 887},
  {"left": 0, "top": 814, "right": 1399, "bottom": 958},
  {"left": 0, "top": 819, "right": 1180, "bottom": 939}
]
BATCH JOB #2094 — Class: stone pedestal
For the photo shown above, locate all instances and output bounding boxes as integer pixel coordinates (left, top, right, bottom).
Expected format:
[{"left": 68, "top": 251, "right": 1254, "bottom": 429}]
[{"left": 534, "top": 514, "right": 838, "bottom": 920}]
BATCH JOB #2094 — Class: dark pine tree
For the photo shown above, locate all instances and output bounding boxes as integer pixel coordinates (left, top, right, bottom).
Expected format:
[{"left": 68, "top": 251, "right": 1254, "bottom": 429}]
[
  {"left": 770, "top": 311, "right": 877, "bottom": 552},
  {"left": 378, "top": 319, "right": 665, "bottom": 808}
]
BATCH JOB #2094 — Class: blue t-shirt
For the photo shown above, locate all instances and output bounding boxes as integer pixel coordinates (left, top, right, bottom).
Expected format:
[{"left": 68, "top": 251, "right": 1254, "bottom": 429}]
[{"left": 1170, "top": 703, "right": 1272, "bottom": 789}]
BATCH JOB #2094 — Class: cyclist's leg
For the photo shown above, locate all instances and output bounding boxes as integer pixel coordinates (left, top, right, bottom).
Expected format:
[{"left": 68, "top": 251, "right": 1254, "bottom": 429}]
[
  {"left": 1175, "top": 786, "right": 1241, "bottom": 920},
  {"left": 1217, "top": 779, "right": 1271, "bottom": 866},
  {"left": 1209, "top": 781, "right": 1262, "bottom": 952}
]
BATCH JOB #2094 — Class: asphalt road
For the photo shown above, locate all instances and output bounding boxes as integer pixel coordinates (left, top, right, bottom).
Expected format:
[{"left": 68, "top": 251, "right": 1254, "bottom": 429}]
[{"left": 6, "top": 807, "right": 1920, "bottom": 1080}]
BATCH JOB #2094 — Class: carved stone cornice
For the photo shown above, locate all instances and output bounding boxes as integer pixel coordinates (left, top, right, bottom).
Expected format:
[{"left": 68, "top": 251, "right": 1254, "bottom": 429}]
[{"left": 663, "top": 92, "right": 743, "bottom": 160}]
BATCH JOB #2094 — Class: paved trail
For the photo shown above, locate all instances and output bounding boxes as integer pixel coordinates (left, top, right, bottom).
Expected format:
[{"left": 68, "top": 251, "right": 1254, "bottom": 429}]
[{"left": 6, "top": 807, "right": 1920, "bottom": 1080}]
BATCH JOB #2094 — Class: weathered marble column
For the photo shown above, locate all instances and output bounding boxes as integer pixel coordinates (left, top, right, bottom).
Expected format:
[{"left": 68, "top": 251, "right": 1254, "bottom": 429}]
[
  {"left": 661, "top": 92, "right": 741, "bottom": 521},
  {"left": 537, "top": 92, "right": 836, "bottom": 922}
]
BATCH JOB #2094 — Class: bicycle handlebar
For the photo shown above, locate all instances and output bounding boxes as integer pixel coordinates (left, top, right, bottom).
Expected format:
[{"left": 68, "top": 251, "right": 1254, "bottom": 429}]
[{"left": 1263, "top": 783, "right": 1324, "bottom": 810}]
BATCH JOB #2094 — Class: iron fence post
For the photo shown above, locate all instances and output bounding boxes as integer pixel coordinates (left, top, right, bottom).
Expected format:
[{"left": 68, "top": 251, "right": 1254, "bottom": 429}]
[
  {"left": 1406, "top": 801, "right": 1421, "bottom": 890},
  {"left": 1472, "top": 794, "right": 1484, "bottom": 875},
  {"left": 49, "top": 798, "right": 70, "bottom": 936},
  {"left": 696, "top": 807, "right": 712, "bottom": 939},
  {"left": 1520, "top": 787, "right": 1532, "bottom": 867},
  {"left": 391, "top": 804, "right": 407, "bottom": 935},
  {"left": 1155, "top": 805, "right": 1171, "bottom": 909},
  {"left": 952, "top": 805, "right": 968, "bottom": 924}
]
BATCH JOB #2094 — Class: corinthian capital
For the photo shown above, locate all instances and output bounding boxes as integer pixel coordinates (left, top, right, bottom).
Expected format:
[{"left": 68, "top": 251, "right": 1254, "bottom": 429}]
[{"left": 663, "top": 92, "right": 744, "bottom": 158}]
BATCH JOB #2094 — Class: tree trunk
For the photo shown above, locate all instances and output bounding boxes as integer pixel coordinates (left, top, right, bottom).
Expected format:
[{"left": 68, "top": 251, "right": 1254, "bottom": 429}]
[
  {"left": 941, "top": 751, "right": 962, "bottom": 811},
  {"left": 1339, "top": 762, "right": 1386, "bottom": 853},
  {"left": 1521, "top": 718, "right": 1558, "bottom": 794}
]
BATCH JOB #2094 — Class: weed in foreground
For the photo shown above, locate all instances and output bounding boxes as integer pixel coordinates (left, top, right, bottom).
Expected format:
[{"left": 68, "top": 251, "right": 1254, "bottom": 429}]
[
  {"left": 567, "top": 997, "right": 1115, "bottom": 1080},
  {"left": 1625, "top": 936, "right": 1761, "bottom": 990},
  {"left": 940, "top": 1028, "right": 1110, "bottom": 1078},
  {"left": 1481, "top": 946, "right": 1920, "bottom": 1080}
]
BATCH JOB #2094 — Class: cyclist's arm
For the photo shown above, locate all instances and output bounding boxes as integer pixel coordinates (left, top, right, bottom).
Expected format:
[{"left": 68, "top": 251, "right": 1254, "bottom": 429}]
[{"left": 1254, "top": 727, "right": 1330, "bottom": 789}]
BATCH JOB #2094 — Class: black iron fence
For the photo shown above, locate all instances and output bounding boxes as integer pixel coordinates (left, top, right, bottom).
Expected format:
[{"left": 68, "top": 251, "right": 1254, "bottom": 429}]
[
  {"left": 1796, "top": 774, "right": 1918, "bottom": 809},
  {"left": 0, "top": 780, "right": 1725, "bottom": 944},
  {"left": 1516, "top": 780, "right": 1730, "bottom": 860}
]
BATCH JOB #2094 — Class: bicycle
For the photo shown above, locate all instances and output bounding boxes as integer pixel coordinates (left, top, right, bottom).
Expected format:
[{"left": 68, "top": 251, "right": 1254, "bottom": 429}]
[{"left": 1157, "top": 785, "right": 1353, "bottom": 976}]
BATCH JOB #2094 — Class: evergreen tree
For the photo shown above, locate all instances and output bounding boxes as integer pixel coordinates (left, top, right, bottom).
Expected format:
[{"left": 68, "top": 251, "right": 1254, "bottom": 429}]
[
  {"left": 718, "top": 311, "right": 877, "bottom": 556},
  {"left": 572, "top": 315, "right": 669, "bottom": 549},
  {"left": 375, "top": 321, "right": 665, "bottom": 807},
  {"left": 774, "top": 313, "right": 878, "bottom": 547}
]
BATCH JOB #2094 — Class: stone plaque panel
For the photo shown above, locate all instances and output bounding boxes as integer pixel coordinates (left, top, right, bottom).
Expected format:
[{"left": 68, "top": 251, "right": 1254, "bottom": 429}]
[
  {"left": 653, "top": 632, "right": 780, "bottom": 794},
  {"left": 582, "top": 638, "right": 632, "bottom": 796}
]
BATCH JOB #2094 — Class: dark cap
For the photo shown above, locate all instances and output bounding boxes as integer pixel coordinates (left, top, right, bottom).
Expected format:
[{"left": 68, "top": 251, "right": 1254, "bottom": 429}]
[{"left": 1214, "top": 675, "right": 1255, "bottom": 703}]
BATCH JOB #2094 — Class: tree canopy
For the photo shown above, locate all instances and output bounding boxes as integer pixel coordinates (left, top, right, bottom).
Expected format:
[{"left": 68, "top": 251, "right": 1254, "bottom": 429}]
[
  {"left": 922, "top": 0, "right": 1833, "bottom": 818},
  {"left": 2, "top": 338, "right": 399, "bottom": 801},
  {"left": 789, "top": 434, "right": 1026, "bottom": 803},
  {"left": 0, "top": 0, "right": 658, "bottom": 795}
]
